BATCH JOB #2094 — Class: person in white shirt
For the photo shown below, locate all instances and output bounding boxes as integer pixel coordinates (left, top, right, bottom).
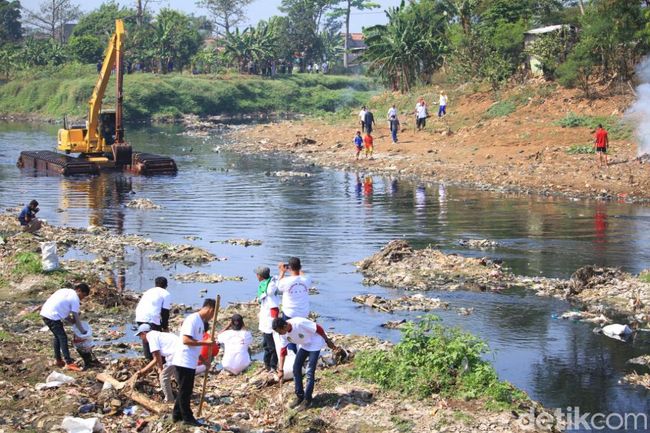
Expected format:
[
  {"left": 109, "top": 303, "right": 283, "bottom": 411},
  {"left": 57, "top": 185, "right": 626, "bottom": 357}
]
[
  {"left": 273, "top": 317, "right": 338, "bottom": 411},
  {"left": 387, "top": 104, "right": 397, "bottom": 120},
  {"left": 415, "top": 98, "right": 428, "bottom": 131},
  {"left": 217, "top": 314, "right": 253, "bottom": 375},
  {"left": 277, "top": 257, "right": 311, "bottom": 353},
  {"left": 135, "top": 276, "right": 172, "bottom": 360},
  {"left": 256, "top": 266, "right": 280, "bottom": 371},
  {"left": 438, "top": 91, "right": 448, "bottom": 118},
  {"left": 358, "top": 106, "right": 367, "bottom": 133},
  {"left": 171, "top": 299, "right": 215, "bottom": 426},
  {"left": 40, "top": 283, "right": 90, "bottom": 371},
  {"left": 133, "top": 324, "right": 180, "bottom": 403}
]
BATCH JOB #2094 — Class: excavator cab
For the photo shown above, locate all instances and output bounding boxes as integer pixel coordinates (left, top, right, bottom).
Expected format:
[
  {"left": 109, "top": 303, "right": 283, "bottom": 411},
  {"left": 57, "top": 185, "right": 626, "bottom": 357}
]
[{"left": 99, "top": 110, "right": 116, "bottom": 146}]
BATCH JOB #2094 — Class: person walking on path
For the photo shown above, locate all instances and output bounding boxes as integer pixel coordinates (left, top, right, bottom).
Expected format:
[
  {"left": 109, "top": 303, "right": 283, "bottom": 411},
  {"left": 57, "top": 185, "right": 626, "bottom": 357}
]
[
  {"left": 18, "top": 199, "right": 41, "bottom": 233},
  {"left": 133, "top": 324, "right": 180, "bottom": 403},
  {"left": 170, "top": 299, "right": 216, "bottom": 426},
  {"left": 389, "top": 115, "right": 400, "bottom": 144},
  {"left": 40, "top": 283, "right": 90, "bottom": 371},
  {"left": 135, "top": 276, "right": 172, "bottom": 360},
  {"left": 415, "top": 98, "right": 428, "bottom": 131},
  {"left": 438, "top": 91, "right": 448, "bottom": 118},
  {"left": 387, "top": 104, "right": 397, "bottom": 120},
  {"left": 256, "top": 266, "right": 280, "bottom": 372},
  {"left": 364, "top": 108, "right": 376, "bottom": 134},
  {"left": 364, "top": 133, "right": 374, "bottom": 158},
  {"left": 277, "top": 257, "right": 311, "bottom": 353},
  {"left": 358, "top": 106, "right": 367, "bottom": 133},
  {"left": 594, "top": 124, "right": 609, "bottom": 168},
  {"left": 217, "top": 314, "right": 253, "bottom": 375},
  {"left": 354, "top": 131, "right": 364, "bottom": 160},
  {"left": 273, "top": 317, "right": 338, "bottom": 411}
]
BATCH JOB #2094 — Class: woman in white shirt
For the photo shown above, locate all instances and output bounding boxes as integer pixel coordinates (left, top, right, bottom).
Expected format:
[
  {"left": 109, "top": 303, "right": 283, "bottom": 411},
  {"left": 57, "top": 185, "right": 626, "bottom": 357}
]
[{"left": 217, "top": 314, "right": 252, "bottom": 375}]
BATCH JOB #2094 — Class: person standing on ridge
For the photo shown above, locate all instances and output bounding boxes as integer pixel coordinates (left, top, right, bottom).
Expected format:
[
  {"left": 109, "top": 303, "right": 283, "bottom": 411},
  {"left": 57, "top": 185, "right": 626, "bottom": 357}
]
[
  {"left": 359, "top": 106, "right": 367, "bottom": 133},
  {"left": 438, "top": 91, "right": 448, "bottom": 118},
  {"left": 389, "top": 115, "right": 400, "bottom": 144},
  {"left": 364, "top": 108, "right": 376, "bottom": 135},
  {"left": 256, "top": 266, "right": 280, "bottom": 372},
  {"left": 594, "top": 124, "right": 609, "bottom": 168},
  {"left": 364, "top": 133, "right": 374, "bottom": 158},
  {"left": 135, "top": 276, "right": 172, "bottom": 360},
  {"left": 40, "top": 283, "right": 91, "bottom": 371},
  {"left": 277, "top": 257, "right": 311, "bottom": 353},
  {"left": 354, "top": 131, "right": 364, "bottom": 160}
]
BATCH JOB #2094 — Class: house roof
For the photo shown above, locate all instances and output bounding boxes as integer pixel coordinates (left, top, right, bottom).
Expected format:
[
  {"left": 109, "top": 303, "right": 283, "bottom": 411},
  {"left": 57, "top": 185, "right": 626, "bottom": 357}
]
[{"left": 524, "top": 24, "right": 568, "bottom": 35}]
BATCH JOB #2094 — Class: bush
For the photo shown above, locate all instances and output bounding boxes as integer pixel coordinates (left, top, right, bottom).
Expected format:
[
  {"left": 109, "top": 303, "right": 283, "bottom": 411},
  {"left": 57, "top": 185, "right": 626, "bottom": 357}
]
[
  {"left": 67, "top": 35, "right": 104, "bottom": 64},
  {"left": 485, "top": 100, "right": 516, "bottom": 118},
  {"left": 353, "top": 316, "right": 527, "bottom": 409},
  {"left": 12, "top": 252, "right": 42, "bottom": 278}
]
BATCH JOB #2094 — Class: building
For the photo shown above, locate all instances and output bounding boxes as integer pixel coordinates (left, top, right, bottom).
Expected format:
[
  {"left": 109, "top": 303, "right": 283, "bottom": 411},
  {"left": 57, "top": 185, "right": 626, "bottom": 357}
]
[
  {"left": 344, "top": 32, "right": 367, "bottom": 67},
  {"left": 524, "top": 24, "right": 575, "bottom": 77}
]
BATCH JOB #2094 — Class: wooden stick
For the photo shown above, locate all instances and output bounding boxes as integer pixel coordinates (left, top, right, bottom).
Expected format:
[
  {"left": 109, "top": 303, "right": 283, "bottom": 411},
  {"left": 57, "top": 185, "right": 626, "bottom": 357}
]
[
  {"left": 197, "top": 294, "right": 220, "bottom": 417},
  {"left": 96, "top": 373, "right": 168, "bottom": 414}
]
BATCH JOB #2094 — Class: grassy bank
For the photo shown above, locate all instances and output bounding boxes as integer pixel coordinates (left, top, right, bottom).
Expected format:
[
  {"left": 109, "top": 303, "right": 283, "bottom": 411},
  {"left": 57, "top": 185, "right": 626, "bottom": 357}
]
[{"left": 0, "top": 64, "right": 378, "bottom": 122}]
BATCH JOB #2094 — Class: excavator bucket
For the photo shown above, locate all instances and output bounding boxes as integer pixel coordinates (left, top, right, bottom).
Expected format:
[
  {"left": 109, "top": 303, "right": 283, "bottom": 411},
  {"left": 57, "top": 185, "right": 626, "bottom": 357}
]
[{"left": 112, "top": 142, "right": 133, "bottom": 166}]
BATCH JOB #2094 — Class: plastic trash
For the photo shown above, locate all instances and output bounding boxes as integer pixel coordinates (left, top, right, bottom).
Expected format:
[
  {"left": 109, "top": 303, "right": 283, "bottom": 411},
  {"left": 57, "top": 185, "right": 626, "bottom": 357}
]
[
  {"left": 78, "top": 403, "right": 95, "bottom": 414},
  {"left": 61, "top": 416, "right": 104, "bottom": 433},
  {"left": 35, "top": 371, "right": 76, "bottom": 390},
  {"left": 40, "top": 241, "right": 59, "bottom": 271},
  {"left": 72, "top": 321, "right": 93, "bottom": 352},
  {"left": 123, "top": 405, "right": 138, "bottom": 416}
]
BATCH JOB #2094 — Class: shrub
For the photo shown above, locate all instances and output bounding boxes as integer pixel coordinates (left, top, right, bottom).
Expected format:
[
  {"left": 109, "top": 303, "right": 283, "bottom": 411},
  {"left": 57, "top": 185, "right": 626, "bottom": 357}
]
[
  {"left": 485, "top": 100, "right": 516, "bottom": 118},
  {"left": 566, "top": 144, "right": 595, "bottom": 154},
  {"left": 12, "top": 252, "right": 42, "bottom": 278},
  {"left": 353, "top": 316, "right": 527, "bottom": 409}
]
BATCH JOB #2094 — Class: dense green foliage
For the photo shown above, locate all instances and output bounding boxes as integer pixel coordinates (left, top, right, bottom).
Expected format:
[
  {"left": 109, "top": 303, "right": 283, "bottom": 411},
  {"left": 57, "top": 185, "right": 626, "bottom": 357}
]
[
  {"left": 0, "top": 66, "right": 376, "bottom": 121},
  {"left": 0, "top": 0, "right": 22, "bottom": 46},
  {"left": 353, "top": 316, "right": 527, "bottom": 409}
]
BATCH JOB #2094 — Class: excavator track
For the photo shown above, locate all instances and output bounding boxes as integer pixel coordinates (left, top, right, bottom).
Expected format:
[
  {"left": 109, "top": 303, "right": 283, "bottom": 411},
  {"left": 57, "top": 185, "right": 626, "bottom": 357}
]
[
  {"left": 17, "top": 151, "right": 100, "bottom": 176},
  {"left": 130, "top": 152, "right": 178, "bottom": 175}
]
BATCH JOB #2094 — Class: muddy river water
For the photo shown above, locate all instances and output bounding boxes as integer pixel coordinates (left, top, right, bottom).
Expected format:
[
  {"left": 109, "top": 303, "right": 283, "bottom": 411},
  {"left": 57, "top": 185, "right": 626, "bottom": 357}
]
[{"left": 2, "top": 122, "right": 650, "bottom": 431}]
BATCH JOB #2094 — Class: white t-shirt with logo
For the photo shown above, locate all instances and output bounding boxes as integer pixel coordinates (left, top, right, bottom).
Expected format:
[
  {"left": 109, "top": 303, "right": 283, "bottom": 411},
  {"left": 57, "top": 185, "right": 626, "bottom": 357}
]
[
  {"left": 146, "top": 330, "right": 179, "bottom": 358},
  {"left": 172, "top": 312, "right": 204, "bottom": 369},
  {"left": 439, "top": 95, "right": 447, "bottom": 106},
  {"left": 278, "top": 274, "right": 311, "bottom": 319},
  {"left": 135, "top": 286, "right": 171, "bottom": 325},
  {"left": 40, "top": 288, "right": 80, "bottom": 321},
  {"left": 279, "top": 317, "right": 325, "bottom": 352},
  {"left": 417, "top": 104, "right": 428, "bottom": 119},
  {"left": 218, "top": 329, "right": 252, "bottom": 374},
  {"left": 258, "top": 277, "right": 280, "bottom": 334}
]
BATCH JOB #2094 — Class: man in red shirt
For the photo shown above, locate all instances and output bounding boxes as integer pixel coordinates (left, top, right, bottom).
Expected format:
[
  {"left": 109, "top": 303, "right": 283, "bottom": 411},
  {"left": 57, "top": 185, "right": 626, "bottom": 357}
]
[{"left": 594, "top": 124, "right": 609, "bottom": 167}]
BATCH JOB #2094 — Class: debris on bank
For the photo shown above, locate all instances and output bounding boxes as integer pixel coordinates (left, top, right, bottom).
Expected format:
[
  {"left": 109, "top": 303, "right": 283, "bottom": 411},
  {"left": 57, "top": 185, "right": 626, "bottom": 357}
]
[
  {"left": 352, "top": 293, "right": 449, "bottom": 313},
  {"left": 557, "top": 310, "right": 610, "bottom": 325},
  {"left": 125, "top": 198, "right": 161, "bottom": 210},
  {"left": 458, "top": 239, "right": 500, "bottom": 249},
  {"left": 627, "top": 355, "right": 650, "bottom": 367},
  {"left": 172, "top": 271, "right": 244, "bottom": 284},
  {"left": 381, "top": 319, "right": 409, "bottom": 329},
  {"left": 211, "top": 238, "right": 263, "bottom": 247},
  {"left": 150, "top": 244, "right": 220, "bottom": 267},
  {"left": 271, "top": 170, "right": 312, "bottom": 178},
  {"left": 623, "top": 372, "right": 650, "bottom": 389}
]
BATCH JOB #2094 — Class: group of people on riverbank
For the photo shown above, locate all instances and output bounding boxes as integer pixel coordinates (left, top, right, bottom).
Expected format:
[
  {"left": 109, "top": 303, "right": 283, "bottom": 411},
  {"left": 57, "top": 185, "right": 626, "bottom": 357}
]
[
  {"left": 38, "top": 256, "right": 338, "bottom": 426},
  {"left": 353, "top": 92, "right": 449, "bottom": 159}
]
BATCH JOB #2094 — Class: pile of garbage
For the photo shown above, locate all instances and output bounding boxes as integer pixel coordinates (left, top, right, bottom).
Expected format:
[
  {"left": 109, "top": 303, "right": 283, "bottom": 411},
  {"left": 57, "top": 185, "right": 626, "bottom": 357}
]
[
  {"left": 172, "top": 272, "right": 244, "bottom": 284},
  {"left": 352, "top": 293, "right": 449, "bottom": 313},
  {"left": 212, "top": 238, "right": 263, "bottom": 247},
  {"left": 125, "top": 199, "right": 161, "bottom": 210},
  {"left": 356, "top": 240, "right": 510, "bottom": 292},
  {"left": 150, "top": 244, "right": 219, "bottom": 268},
  {"left": 271, "top": 170, "right": 312, "bottom": 178},
  {"left": 457, "top": 239, "right": 500, "bottom": 249}
]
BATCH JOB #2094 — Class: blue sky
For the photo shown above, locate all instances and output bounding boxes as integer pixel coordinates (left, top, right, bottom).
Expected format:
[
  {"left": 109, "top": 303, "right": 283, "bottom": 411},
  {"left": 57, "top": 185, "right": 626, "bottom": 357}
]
[{"left": 20, "top": 0, "right": 401, "bottom": 32}]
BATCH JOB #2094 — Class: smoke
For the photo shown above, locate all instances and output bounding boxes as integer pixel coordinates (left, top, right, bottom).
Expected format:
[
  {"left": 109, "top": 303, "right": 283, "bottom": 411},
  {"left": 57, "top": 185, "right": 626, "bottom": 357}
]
[{"left": 627, "top": 57, "right": 650, "bottom": 156}]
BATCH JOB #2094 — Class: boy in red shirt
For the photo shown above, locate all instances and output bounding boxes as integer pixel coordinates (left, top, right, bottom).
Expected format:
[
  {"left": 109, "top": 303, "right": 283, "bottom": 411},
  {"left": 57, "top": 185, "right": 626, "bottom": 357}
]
[
  {"left": 363, "top": 133, "right": 373, "bottom": 159},
  {"left": 594, "top": 124, "right": 609, "bottom": 167}
]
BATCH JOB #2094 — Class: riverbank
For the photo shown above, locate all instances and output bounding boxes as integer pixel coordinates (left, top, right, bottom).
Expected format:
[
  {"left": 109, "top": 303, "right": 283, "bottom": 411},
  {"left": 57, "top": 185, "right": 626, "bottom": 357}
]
[
  {"left": 0, "top": 213, "right": 554, "bottom": 432},
  {"left": 221, "top": 81, "right": 650, "bottom": 202},
  {"left": 0, "top": 65, "right": 376, "bottom": 123}
]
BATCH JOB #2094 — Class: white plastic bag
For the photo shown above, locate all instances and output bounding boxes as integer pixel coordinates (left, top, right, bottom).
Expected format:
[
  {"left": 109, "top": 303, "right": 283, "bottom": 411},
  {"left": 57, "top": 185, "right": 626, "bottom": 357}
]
[
  {"left": 35, "top": 371, "right": 76, "bottom": 390},
  {"left": 72, "top": 321, "right": 93, "bottom": 352},
  {"left": 40, "top": 241, "right": 59, "bottom": 272},
  {"left": 61, "top": 416, "right": 104, "bottom": 433}
]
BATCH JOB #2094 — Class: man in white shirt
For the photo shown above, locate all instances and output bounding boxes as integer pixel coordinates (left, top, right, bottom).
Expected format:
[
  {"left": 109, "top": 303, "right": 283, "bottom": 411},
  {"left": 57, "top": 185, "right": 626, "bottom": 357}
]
[
  {"left": 438, "top": 91, "right": 448, "bottom": 118},
  {"left": 135, "top": 276, "right": 172, "bottom": 360},
  {"left": 273, "top": 317, "right": 338, "bottom": 411},
  {"left": 171, "top": 299, "right": 216, "bottom": 426},
  {"left": 358, "top": 106, "right": 367, "bottom": 133},
  {"left": 133, "top": 324, "right": 180, "bottom": 402},
  {"left": 256, "top": 266, "right": 280, "bottom": 371},
  {"left": 387, "top": 104, "right": 397, "bottom": 120},
  {"left": 415, "top": 98, "right": 428, "bottom": 131},
  {"left": 40, "top": 283, "right": 90, "bottom": 371},
  {"left": 277, "top": 257, "right": 311, "bottom": 353}
]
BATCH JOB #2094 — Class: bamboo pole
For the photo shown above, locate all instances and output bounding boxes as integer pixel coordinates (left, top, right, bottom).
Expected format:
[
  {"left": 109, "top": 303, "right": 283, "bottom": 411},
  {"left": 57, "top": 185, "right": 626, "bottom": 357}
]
[{"left": 197, "top": 294, "right": 220, "bottom": 417}]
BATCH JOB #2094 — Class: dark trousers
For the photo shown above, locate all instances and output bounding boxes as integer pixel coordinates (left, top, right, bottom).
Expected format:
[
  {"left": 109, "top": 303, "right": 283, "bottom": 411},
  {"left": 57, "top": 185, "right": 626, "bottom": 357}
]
[
  {"left": 136, "top": 322, "right": 161, "bottom": 360},
  {"left": 417, "top": 117, "right": 426, "bottom": 129},
  {"left": 294, "top": 348, "right": 320, "bottom": 402},
  {"left": 391, "top": 129, "right": 398, "bottom": 143},
  {"left": 173, "top": 366, "right": 197, "bottom": 422},
  {"left": 43, "top": 317, "right": 73, "bottom": 364},
  {"left": 281, "top": 312, "right": 297, "bottom": 354},
  {"left": 262, "top": 332, "right": 278, "bottom": 370},
  {"left": 360, "top": 121, "right": 365, "bottom": 133}
]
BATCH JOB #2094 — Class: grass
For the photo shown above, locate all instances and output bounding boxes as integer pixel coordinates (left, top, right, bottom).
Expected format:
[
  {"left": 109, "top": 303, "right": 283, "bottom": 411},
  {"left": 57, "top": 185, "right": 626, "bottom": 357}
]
[
  {"left": 0, "top": 64, "right": 379, "bottom": 122},
  {"left": 353, "top": 316, "right": 528, "bottom": 411},
  {"left": 484, "top": 100, "right": 516, "bottom": 118},
  {"left": 11, "top": 252, "right": 42, "bottom": 278},
  {"left": 0, "top": 329, "right": 12, "bottom": 341},
  {"left": 639, "top": 272, "right": 650, "bottom": 283},
  {"left": 566, "top": 144, "right": 596, "bottom": 154},
  {"left": 391, "top": 416, "right": 415, "bottom": 433},
  {"left": 554, "top": 112, "right": 633, "bottom": 139}
]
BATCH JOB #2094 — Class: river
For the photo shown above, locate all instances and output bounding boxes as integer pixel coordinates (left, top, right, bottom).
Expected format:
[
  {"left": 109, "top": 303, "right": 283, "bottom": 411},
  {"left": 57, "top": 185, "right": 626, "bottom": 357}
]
[{"left": 1, "top": 122, "right": 649, "bottom": 432}]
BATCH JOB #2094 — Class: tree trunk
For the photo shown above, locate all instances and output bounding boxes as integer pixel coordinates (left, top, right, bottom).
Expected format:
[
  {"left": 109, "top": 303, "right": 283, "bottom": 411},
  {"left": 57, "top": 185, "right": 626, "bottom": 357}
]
[
  {"left": 578, "top": 0, "right": 585, "bottom": 15},
  {"left": 136, "top": 0, "right": 143, "bottom": 26},
  {"left": 344, "top": 0, "right": 350, "bottom": 68}
]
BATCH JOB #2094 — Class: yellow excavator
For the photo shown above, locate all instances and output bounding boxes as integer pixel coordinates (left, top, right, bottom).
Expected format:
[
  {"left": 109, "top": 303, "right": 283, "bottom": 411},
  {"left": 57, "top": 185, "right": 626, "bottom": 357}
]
[{"left": 18, "top": 19, "right": 177, "bottom": 176}]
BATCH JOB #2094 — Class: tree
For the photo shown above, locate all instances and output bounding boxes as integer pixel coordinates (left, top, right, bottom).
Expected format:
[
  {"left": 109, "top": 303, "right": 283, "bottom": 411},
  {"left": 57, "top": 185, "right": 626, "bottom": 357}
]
[
  {"left": 71, "top": 1, "right": 132, "bottom": 44},
  {"left": 328, "top": 0, "right": 379, "bottom": 68},
  {"left": 280, "top": 0, "right": 334, "bottom": 67},
  {"left": 0, "top": 0, "right": 22, "bottom": 45},
  {"left": 151, "top": 9, "right": 202, "bottom": 72},
  {"left": 22, "top": 0, "right": 81, "bottom": 42},
  {"left": 196, "top": 0, "right": 253, "bottom": 36},
  {"left": 67, "top": 34, "right": 103, "bottom": 63}
]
